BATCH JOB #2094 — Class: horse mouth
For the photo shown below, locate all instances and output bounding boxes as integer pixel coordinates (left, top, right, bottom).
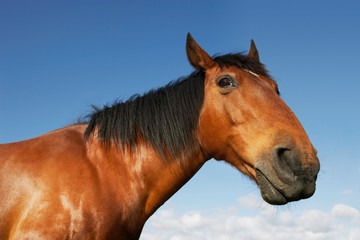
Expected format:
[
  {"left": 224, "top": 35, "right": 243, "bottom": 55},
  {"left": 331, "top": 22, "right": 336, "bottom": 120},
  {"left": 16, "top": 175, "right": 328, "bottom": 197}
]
[{"left": 255, "top": 169, "right": 288, "bottom": 205}]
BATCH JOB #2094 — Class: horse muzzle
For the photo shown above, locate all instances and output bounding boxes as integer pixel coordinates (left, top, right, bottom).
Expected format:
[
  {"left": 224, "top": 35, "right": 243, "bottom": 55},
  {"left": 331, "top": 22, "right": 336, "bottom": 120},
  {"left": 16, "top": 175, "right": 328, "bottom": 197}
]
[{"left": 255, "top": 146, "right": 320, "bottom": 205}]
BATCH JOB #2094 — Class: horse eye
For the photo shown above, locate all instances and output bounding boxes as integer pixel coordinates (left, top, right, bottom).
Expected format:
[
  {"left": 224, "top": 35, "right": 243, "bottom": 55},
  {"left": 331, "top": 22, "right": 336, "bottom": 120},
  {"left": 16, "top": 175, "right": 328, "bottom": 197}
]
[{"left": 218, "top": 77, "right": 236, "bottom": 88}]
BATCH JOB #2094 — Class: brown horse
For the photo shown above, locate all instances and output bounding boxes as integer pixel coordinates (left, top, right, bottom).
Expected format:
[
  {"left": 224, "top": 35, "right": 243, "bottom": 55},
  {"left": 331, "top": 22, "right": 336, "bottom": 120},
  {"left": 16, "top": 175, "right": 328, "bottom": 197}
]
[{"left": 0, "top": 33, "right": 319, "bottom": 239}]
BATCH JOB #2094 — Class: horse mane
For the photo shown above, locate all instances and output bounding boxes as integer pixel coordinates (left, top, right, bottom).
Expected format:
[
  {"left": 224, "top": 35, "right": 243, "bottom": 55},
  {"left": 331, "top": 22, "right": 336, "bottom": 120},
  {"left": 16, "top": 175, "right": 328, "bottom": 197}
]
[
  {"left": 84, "top": 71, "right": 205, "bottom": 160},
  {"left": 84, "top": 53, "right": 269, "bottom": 160}
]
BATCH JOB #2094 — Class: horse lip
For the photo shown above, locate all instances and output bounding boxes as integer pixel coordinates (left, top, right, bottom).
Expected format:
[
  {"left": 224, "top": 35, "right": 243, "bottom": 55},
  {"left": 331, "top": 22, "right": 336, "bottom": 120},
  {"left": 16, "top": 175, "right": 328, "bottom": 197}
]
[{"left": 255, "top": 168, "right": 288, "bottom": 205}]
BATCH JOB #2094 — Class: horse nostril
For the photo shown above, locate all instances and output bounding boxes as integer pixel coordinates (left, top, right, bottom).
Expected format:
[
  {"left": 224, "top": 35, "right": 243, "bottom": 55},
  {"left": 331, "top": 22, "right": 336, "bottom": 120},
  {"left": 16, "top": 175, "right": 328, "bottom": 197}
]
[
  {"left": 275, "top": 147, "right": 289, "bottom": 161},
  {"left": 274, "top": 147, "right": 293, "bottom": 166},
  {"left": 273, "top": 147, "right": 300, "bottom": 177}
]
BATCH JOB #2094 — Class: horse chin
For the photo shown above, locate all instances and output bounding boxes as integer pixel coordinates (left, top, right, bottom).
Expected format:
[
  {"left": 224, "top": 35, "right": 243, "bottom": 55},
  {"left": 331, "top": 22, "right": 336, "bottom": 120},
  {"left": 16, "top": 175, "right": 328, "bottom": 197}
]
[{"left": 255, "top": 169, "right": 288, "bottom": 205}]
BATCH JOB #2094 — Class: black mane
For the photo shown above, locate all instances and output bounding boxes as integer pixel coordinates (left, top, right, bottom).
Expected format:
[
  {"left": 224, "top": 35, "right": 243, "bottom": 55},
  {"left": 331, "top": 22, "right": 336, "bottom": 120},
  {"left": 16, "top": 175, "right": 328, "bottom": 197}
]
[
  {"left": 84, "top": 53, "right": 269, "bottom": 160},
  {"left": 84, "top": 71, "right": 205, "bottom": 160}
]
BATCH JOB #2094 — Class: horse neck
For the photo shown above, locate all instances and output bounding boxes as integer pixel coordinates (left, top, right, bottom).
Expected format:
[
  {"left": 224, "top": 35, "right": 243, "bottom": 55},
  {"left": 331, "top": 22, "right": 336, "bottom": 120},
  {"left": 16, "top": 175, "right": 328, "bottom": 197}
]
[
  {"left": 140, "top": 144, "right": 206, "bottom": 217},
  {"left": 87, "top": 138, "right": 207, "bottom": 227}
]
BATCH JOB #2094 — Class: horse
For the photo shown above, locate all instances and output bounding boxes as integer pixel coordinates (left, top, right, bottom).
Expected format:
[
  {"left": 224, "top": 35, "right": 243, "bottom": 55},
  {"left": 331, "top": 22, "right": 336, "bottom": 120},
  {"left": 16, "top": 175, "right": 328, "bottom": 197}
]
[{"left": 0, "top": 33, "right": 320, "bottom": 239}]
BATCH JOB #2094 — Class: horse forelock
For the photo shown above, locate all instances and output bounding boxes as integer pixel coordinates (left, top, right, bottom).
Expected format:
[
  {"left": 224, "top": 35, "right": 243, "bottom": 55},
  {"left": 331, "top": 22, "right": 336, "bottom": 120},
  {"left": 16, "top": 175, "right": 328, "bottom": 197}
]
[{"left": 214, "top": 53, "right": 270, "bottom": 78}]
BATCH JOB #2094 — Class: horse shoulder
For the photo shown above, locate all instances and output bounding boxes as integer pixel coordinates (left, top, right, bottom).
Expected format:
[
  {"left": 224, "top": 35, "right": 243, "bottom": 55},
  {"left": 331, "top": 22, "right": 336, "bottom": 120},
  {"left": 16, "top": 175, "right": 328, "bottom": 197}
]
[{"left": 0, "top": 125, "right": 114, "bottom": 239}]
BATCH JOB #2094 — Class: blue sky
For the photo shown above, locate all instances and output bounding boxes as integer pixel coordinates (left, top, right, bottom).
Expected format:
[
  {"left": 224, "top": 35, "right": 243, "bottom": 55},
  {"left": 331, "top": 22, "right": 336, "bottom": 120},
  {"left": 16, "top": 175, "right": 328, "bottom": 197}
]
[{"left": 1, "top": 1, "right": 360, "bottom": 239}]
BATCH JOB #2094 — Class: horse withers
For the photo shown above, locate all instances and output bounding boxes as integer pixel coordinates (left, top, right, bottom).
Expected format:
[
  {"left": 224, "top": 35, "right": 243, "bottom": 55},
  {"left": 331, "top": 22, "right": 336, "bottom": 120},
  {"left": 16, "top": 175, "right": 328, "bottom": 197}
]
[{"left": 0, "top": 33, "right": 319, "bottom": 239}]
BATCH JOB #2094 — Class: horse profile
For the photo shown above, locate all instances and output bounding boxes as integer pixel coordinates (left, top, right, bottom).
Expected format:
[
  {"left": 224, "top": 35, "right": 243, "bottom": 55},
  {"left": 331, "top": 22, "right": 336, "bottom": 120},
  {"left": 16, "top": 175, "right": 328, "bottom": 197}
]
[{"left": 0, "top": 33, "right": 319, "bottom": 239}]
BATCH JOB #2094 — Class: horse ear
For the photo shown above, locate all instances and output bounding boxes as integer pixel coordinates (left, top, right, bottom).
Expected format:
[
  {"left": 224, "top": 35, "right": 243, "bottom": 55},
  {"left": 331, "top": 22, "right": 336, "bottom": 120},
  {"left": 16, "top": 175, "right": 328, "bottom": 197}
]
[
  {"left": 248, "top": 39, "right": 260, "bottom": 62},
  {"left": 186, "top": 33, "right": 216, "bottom": 70}
]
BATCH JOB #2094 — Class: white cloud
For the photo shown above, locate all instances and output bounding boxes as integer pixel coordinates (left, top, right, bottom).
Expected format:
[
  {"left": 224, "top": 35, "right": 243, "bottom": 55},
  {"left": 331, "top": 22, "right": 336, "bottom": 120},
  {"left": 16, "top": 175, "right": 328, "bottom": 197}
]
[
  {"left": 331, "top": 204, "right": 360, "bottom": 218},
  {"left": 141, "top": 195, "right": 360, "bottom": 240}
]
